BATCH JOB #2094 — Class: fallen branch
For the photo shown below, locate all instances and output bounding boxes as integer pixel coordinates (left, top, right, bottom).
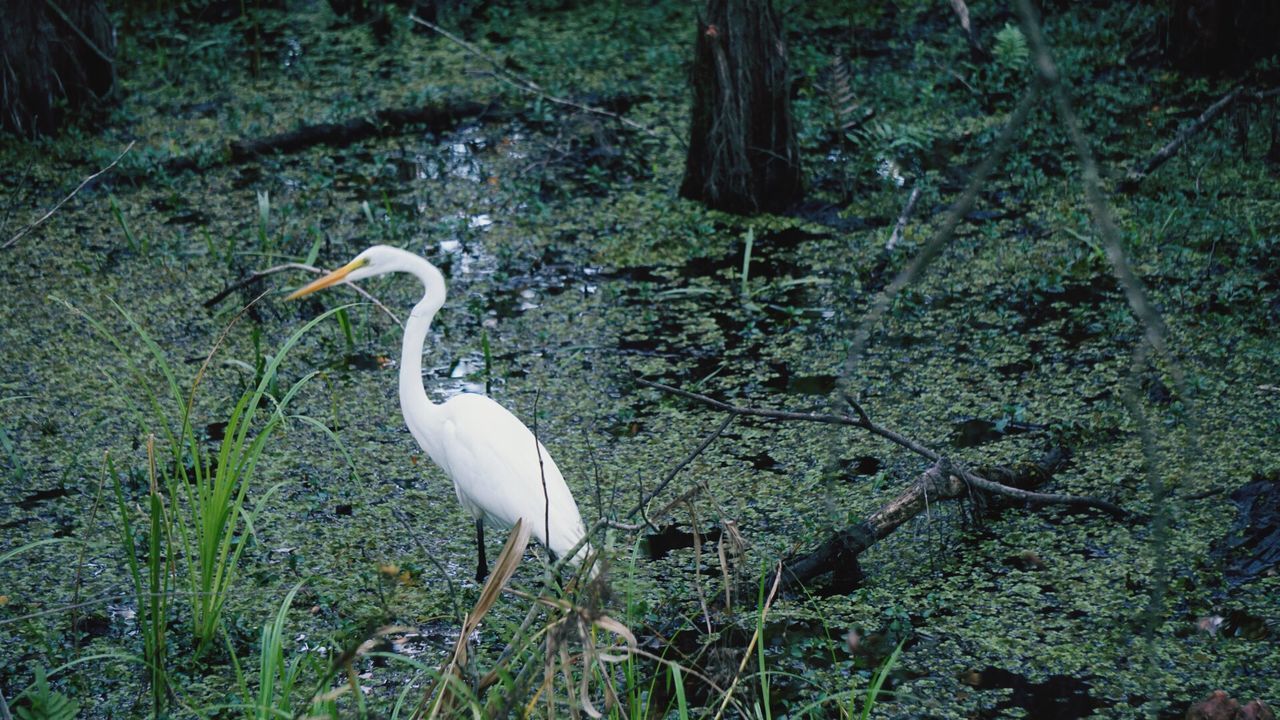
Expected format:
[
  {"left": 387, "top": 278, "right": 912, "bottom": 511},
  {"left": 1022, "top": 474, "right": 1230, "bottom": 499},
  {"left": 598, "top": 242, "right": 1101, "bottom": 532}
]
[
  {"left": 1120, "top": 86, "right": 1245, "bottom": 191},
  {"left": 639, "top": 379, "right": 947, "bottom": 467},
  {"left": 637, "top": 378, "right": 1126, "bottom": 518},
  {"left": 204, "top": 263, "right": 401, "bottom": 326},
  {"left": 166, "top": 100, "right": 497, "bottom": 172},
  {"left": 408, "top": 14, "right": 673, "bottom": 144},
  {"left": 3, "top": 141, "right": 135, "bottom": 250},
  {"left": 779, "top": 448, "right": 1069, "bottom": 592}
]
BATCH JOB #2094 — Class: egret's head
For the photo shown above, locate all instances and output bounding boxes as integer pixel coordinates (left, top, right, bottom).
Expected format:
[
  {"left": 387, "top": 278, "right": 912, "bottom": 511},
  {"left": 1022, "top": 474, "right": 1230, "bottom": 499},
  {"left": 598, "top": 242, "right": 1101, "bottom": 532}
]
[{"left": 286, "top": 245, "right": 406, "bottom": 300}]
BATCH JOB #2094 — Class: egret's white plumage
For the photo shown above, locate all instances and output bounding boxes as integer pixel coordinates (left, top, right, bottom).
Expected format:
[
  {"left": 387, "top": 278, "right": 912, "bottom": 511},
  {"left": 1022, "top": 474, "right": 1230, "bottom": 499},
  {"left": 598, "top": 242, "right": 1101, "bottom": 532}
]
[{"left": 289, "top": 245, "right": 593, "bottom": 581}]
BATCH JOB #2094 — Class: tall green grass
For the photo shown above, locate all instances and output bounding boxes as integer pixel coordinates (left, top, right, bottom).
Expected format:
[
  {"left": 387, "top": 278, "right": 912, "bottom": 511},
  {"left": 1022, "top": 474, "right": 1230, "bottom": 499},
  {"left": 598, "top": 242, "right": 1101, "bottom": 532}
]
[
  {"left": 857, "top": 638, "right": 903, "bottom": 720},
  {"left": 60, "top": 296, "right": 344, "bottom": 676},
  {"left": 110, "top": 439, "right": 171, "bottom": 717},
  {"left": 220, "top": 579, "right": 340, "bottom": 720}
]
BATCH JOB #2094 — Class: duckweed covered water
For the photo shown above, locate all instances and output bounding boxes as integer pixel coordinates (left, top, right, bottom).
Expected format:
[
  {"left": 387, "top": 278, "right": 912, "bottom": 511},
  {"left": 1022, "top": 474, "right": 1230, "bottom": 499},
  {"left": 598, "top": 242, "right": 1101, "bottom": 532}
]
[{"left": 2, "top": 1, "right": 1278, "bottom": 718}]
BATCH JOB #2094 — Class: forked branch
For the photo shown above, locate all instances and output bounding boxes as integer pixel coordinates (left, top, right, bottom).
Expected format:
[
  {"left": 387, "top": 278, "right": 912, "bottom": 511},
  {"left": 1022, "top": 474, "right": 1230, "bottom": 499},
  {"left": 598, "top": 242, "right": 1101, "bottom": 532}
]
[
  {"left": 779, "top": 448, "right": 1070, "bottom": 592},
  {"left": 637, "top": 378, "right": 1126, "bottom": 518}
]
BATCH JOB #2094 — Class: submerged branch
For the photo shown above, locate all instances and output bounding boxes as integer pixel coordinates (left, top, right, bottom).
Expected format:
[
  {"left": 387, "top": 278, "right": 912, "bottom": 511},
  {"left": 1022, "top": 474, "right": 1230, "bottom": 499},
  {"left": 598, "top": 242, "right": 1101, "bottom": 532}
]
[
  {"left": 1120, "top": 86, "right": 1245, "bottom": 190},
  {"left": 408, "top": 14, "right": 671, "bottom": 144},
  {"left": 166, "top": 100, "right": 497, "bottom": 172},
  {"left": 637, "top": 378, "right": 933, "bottom": 458}
]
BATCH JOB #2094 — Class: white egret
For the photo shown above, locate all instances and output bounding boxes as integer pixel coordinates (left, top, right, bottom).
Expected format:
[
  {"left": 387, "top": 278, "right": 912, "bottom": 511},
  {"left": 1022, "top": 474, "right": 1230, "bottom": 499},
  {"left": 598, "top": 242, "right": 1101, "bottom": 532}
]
[{"left": 288, "top": 245, "right": 594, "bottom": 582}]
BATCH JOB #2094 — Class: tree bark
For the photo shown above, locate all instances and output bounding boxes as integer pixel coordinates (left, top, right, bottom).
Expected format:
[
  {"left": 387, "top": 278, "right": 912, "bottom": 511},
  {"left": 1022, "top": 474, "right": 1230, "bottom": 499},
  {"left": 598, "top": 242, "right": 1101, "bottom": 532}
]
[
  {"left": 0, "top": 0, "right": 115, "bottom": 137},
  {"left": 679, "top": 0, "right": 803, "bottom": 214}
]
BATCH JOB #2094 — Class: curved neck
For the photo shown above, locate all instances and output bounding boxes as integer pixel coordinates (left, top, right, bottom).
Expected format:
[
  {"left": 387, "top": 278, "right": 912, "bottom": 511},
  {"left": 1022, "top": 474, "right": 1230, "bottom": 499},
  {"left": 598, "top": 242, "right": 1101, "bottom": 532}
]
[{"left": 398, "top": 255, "right": 447, "bottom": 417}]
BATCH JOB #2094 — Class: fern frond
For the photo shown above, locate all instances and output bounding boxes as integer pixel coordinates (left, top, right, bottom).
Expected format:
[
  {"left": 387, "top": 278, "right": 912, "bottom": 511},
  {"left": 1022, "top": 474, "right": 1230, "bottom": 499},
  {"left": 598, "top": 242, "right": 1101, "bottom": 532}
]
[
  {"left": 15, "top": 667, "right": 79, "bottom": 720},
  {"left": 827, "top": 56, "right": 869, "bottom": 134},
  {"left": 993, "top": 23, "right": 1029, "bottom": 71}
]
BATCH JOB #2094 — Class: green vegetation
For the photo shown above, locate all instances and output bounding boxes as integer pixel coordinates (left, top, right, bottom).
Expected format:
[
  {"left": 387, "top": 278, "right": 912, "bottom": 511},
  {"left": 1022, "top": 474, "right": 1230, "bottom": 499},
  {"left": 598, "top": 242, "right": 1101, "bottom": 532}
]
[{"left": 1, "top": 0, "right": 1277, "bottom": 718}]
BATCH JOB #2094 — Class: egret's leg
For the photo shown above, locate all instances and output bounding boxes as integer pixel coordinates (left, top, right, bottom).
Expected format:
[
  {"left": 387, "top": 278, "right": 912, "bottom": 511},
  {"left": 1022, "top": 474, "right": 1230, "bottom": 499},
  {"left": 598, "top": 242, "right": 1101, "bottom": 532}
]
[
  {"left": 474, "top": 519, "right": 488, "bottom": 582},
  {"left": 547, "top": 549, "right": 563, "bottom": 589}
]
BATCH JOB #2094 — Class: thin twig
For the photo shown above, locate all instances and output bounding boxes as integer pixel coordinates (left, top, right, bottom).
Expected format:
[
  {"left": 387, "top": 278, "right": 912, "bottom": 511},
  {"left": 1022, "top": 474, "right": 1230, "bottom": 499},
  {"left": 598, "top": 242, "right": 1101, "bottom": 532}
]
[
  {"left": 842, "top": 87, "right": 1037, "bottom": 382},
  {"left": 179, "top": 288, "right": 273, "bottom": 458},
  {"left": 392, "top": 508, "right": 461, "bottom": 621},
  {"left": 639, "top": 378, "right": 1127, "bottom": 517},
  {"left": 204, "top": 262, "right": 402, "bottom": 327},
  {"left": 1015, "top": 0, "right": 1195, "bottom": 420},
  {"left": 70, "top": 455, "right": 111, "bottom": 655},
  {"left": 3, "top": 141, "right": 135, "bottom": 249},
  {"left": 634, "top": 413, "right": 735, "bottom": 528},
  {"left": 687, "top": 501, "right": 713, "bottom": 634},
  {"left": 0, "top": 157, "right": 36, "bottom": 238},
  {"left": 532, "top": 389, "right": 550, "bottom": 568},
  {"left": 640, "top": 474, "right": 714, "bottom": 531},
  {"left": 711, "top": 564, "right": 783, "bottom": 720},
  {"left": 580, "top": 426, "right": 605, "bottom": 524},
  {"left": 408, "top": 14, "right": 671, "bottom": 144},
  {"left": 638, "top": 378, "right": 935, "bottom": 459}
]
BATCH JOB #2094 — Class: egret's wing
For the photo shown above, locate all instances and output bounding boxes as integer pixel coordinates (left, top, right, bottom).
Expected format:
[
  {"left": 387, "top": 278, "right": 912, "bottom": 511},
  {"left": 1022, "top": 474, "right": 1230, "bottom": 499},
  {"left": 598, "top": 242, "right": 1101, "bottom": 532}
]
[{"left": 435, "top": 393, "right": 588, "bottom": 558}]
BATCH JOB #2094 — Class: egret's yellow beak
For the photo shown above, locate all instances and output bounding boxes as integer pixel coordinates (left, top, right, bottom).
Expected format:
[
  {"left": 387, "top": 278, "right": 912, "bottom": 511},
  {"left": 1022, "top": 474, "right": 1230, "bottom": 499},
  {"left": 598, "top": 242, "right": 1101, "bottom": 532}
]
[{"left": 286, "top": 258, "right": 367, "bottom": 300}]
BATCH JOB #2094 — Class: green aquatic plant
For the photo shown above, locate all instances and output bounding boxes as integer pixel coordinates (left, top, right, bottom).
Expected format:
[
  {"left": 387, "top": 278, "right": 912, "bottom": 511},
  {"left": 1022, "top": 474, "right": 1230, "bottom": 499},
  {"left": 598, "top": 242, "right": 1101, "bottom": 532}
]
[
  {"left": 110, "top": 441, "right": 171, "bottom": 718},
  {"left": 222, "top": 579, "right": 330, "bottom": 720},
  {"left": 109, "top": 194, "right": 146, "bottom": 254},
  {"left": 753, "top": 573, "right": 774, "bottom": 720},
  {"left": 858, "top": 638, "right": 903, "bottom": 720},
  {"left": 992, "top": 23, "right": 1030, "bottom": 74},
  {"left": 0, "top": 424, "right": 27, "bottom": 484},
  {"left": 12, "top": 666, "right": 79, "bottom": 720},
  {"left": 60, "top": 296, "right": 345, "bottom": 656},
  {"left": 172, "top": 312, "right": 340, "bottom": 654}
]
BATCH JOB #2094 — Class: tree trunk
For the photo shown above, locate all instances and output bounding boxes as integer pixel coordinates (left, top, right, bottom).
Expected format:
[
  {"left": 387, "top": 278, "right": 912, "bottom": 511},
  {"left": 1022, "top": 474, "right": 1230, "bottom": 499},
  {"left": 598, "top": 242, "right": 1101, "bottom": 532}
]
[
  {"left": 0, "top": 0, "right": 115, "bottom": 137},
  {"left": 679, "top": 0, "right": 803, "bottom": 214},
  {"left": 1166, "top": 0, "right": 1280, "bottom": 74}
]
